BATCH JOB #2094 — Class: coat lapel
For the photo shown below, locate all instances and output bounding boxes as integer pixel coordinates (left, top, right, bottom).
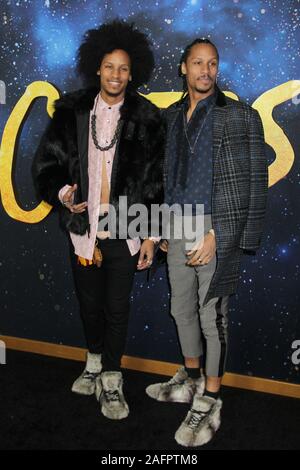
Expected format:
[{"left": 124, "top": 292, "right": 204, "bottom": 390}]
[
  {"left": 212, "top": 106, "right": 227, "bottom": 164},
  {"left": 211, "top": 86, "right": 228, "bottom": 164}
]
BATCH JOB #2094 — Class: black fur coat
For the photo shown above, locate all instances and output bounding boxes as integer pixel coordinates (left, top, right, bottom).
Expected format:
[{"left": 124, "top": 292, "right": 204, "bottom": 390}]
[{"left": 32, "top": 88, "right": 165, "bottom": 235}]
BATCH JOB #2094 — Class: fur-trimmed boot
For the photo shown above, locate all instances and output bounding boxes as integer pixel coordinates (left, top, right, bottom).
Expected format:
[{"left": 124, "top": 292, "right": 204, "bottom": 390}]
[
  {"left": 146, "top": 367, "right": 205, "bottom": 403},
  {"left": 95, "top": 371, "right": 129, "bottom": 420},
  {"left": 175, "top": 394, "right": 222, "bottom": 447},
  {"left": 71, "top": 352, "right": 102, "bottom": 395}
]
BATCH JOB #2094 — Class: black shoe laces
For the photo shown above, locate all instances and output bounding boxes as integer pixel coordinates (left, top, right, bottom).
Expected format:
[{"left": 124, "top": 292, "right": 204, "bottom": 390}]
[
  {"left": 104, "top": 390, "right": 120, "bottom": 402},
  {"left": 82, "top": 371, "right": 100, "bottom": 381},
  {"left": 187, "top": 409, "right": 209, "bottom": 429}
]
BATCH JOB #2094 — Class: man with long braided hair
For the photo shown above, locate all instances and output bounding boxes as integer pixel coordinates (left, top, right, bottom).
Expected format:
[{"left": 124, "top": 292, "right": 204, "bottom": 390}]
[
  {"left": 32, "top": 20, "right": 164, "bottom": 420},
  {"left": 146, "top": 38, "right": 268, "bottom": 446}
]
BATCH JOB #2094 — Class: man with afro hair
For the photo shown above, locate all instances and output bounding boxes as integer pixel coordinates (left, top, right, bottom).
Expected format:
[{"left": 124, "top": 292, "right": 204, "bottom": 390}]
[{"left": 32, "top": 20, "right": 164, "bottom": 420}]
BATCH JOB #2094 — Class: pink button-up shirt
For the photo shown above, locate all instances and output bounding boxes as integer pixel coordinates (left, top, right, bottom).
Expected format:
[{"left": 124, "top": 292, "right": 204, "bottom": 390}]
[{"left": 58, "top": 94, "right": 141, "bottom": 260}]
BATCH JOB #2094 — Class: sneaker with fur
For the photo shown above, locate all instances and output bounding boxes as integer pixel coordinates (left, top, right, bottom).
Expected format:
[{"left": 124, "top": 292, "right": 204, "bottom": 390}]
[
  {"left": 175, "top": 394, "right": 222, "bottom": 447},
  {"left": 95, "top": 371, "right": 129, "bottom": 420},
  {"left": 71, "top": 352, "right": 102, "bottom": 395},
  {"left": 145, "top": 367, "right": 205, "bottom": 403}
]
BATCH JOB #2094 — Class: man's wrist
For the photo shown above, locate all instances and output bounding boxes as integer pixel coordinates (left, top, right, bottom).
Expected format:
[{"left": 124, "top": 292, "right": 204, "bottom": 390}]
[
  {"left": 58, "top": 184, "right": 72, "bottom": 206},
  {"left": 142, "top": 238, "right": 155, "bottom": 244},
  {"left": 142, "top": 237, "right": 160, "bottom": 244}
]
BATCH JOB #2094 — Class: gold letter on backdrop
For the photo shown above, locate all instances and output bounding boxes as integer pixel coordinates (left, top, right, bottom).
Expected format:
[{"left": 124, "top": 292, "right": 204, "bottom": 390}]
[
  {"left": 0, "top": 81, "right": 59, "bottom": 222},
  {"left": 252, "top": 80, "right": 299, "bottom": 187}
]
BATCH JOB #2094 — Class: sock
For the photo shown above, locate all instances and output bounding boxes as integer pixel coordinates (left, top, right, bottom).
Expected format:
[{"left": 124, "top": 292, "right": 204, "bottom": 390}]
[
  {"left": 203, "top": 389, "right": 220, "bottom": 400},
  {"left": 185, "top": 367, "right": 201, "bottom": 379}
]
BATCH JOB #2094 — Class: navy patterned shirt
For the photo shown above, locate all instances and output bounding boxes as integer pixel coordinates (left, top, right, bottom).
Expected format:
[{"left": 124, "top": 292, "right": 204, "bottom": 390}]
[{"left": 165, "top": 92, "right": 216, "bottom": 215}]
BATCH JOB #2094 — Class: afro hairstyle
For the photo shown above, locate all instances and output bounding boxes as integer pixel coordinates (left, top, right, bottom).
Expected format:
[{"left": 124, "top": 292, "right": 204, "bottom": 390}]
[{"left": 76, "top": 19, "right": 155, "bottom": 90}]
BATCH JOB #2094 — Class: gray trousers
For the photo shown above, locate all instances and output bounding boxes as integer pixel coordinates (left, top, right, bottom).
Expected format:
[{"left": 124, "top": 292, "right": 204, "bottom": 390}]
[{"left": 167, "top": 214, "right": 229, "bottom": 377}]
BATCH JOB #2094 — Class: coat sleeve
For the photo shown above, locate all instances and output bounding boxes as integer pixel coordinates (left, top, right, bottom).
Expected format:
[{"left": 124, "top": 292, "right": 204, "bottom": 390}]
[
  {"left": 31, "top": 107, "right": 71, "bottom": 208},
  {"left": 239, "top": 108, "right": 268, "bottom": 251}
]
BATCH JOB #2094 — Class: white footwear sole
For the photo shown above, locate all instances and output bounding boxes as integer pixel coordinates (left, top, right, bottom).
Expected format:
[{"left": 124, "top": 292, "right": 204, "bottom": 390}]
[{"left": 101, "top": 404, "right": 129, "bottom": 420}]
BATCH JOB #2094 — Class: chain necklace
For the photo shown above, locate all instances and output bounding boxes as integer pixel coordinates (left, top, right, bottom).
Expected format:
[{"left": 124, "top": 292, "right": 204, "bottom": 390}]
[
  {"left": 91, "top": 93, "right": 122, "bottom": 152},
  {"left": 183, "top": 103, "right": 214, "bottom": 155}
]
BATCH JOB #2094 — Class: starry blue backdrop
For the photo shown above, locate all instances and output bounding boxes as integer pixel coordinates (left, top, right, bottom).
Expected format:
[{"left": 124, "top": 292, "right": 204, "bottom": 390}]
[{"left": 0, "top": 0, "right": 299, "bottom": 383}]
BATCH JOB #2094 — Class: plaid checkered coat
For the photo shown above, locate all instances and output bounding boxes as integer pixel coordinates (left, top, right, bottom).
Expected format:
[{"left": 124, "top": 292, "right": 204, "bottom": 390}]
[{"left": 164, "top": 87, "right": 268, "bottom": 304}]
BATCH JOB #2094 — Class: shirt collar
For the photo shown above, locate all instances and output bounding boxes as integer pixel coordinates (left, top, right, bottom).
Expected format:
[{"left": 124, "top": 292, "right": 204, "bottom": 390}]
[
  {"left": 184, "top": 89, "right": 217, "bottom": 113},
  {"left": 97, "top": 93, "right": 124, "bottom": 110}
]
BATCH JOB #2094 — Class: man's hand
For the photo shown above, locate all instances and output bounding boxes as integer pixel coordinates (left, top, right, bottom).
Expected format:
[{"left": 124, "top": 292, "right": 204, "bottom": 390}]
[
  {"left": 62, "top": 184, "right": 88, "bottom": 213},
  {"left": 137, "top": 239, "right": 155, "bottom": 270},
  {"left": 186, "top": 232, "right": 216, "bottom": 266},
  {"left": 159, "top": 239, "right": 169, "bottom": 253}
]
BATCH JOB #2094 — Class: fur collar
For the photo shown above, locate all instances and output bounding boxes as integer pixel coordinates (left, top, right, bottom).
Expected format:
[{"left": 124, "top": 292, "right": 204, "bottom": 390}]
[{"left": 54, "top": 87, "right": 160, "bottom": 125}]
